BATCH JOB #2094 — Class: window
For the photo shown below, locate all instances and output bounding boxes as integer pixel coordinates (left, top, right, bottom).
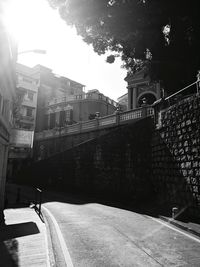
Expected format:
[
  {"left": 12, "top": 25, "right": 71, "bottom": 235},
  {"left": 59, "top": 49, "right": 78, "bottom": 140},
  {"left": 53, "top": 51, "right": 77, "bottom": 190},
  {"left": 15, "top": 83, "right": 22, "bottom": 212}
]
[
  {"left": 44, "top": 114, "right": 49, "bottom": 130},
  {"left": 26, "top": 107, "right": 33, "bottom": 117},
  {"left": 65, "top": 109, "right": 73, "bottom": 122},
  {"left": 27, "top": 92, "right": 34, "bottom": 101},
  {"left": 59, "top": 110, "right": 65, "bottom": 126}
]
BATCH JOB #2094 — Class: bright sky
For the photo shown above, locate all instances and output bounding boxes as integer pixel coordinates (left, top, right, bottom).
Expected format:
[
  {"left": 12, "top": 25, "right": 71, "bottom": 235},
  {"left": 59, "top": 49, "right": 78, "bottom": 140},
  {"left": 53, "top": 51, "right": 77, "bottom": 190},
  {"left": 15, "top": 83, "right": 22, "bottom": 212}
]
[{"left": 3, "top": 0, "right": 127, "bottom": 101}]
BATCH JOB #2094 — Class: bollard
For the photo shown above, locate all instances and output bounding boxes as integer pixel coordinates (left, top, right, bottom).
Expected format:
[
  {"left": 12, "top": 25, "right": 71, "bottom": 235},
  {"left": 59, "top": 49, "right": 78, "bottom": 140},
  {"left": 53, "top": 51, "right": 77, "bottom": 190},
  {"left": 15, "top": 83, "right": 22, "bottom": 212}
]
[{"left": 172, "top": 207, "right": 179, "bottom": 219}]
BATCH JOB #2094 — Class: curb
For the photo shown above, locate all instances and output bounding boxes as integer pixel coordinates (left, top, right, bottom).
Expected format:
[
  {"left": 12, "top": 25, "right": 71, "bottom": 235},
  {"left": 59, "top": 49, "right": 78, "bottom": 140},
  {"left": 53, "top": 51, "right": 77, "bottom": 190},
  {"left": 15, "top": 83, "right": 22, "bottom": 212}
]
[
  {"left": 42, "top": 206, "right": 74, "bottom": 267},
  {"left": 42, "top": 209, "right": 56, "bottom": 267},
  {"left": 159, "top": 216, "right": 200, "bottom": 238}
]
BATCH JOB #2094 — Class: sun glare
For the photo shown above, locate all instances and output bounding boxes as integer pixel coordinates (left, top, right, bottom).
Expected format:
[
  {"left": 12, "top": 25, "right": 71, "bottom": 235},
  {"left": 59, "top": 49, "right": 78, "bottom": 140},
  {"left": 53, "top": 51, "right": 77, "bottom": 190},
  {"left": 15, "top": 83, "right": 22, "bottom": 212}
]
[
  {"left": 3, "top": 0, "right": 32, "bottom": 42},
  {"left": 1, "top": 0, "right": 83, "bottom": 59},
  {"left": 1, "top": 0, "right": 127, "bottom": 100},
  {"left": 2, "top": 0, "right": 51, "bottom": 49}
]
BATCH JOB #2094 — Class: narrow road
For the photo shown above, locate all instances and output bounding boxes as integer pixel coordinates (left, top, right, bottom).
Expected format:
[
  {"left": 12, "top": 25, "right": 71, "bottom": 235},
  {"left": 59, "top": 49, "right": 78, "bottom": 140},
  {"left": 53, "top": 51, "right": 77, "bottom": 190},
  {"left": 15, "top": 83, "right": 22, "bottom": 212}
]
[{"left": 44, "top": 200, "right": 200, "bottom": 266}]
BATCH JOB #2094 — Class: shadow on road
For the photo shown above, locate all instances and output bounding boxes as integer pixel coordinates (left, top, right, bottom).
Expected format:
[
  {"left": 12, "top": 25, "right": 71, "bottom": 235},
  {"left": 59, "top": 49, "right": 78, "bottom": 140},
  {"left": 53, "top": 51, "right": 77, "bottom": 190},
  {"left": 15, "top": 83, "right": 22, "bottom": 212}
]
[
  {"left": 6, "top": 182, "right": 200, "bottom": 224},
  {"left": 43, "top": 188, "right": 200, "bottom": 224}
]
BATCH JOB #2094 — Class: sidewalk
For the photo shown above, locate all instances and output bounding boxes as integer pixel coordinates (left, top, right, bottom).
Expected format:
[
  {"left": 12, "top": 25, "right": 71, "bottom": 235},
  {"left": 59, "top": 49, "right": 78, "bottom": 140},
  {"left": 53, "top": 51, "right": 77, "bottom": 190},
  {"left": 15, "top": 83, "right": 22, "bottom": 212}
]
[
  {"left": 136, "top": 200, "right": 200, "bottom": 239},
  {"left": 0, "top": 194, "right": 50, "bottom": 267},
  {"left": 159, "top": 215, "right": 200, "bottom": 238}
]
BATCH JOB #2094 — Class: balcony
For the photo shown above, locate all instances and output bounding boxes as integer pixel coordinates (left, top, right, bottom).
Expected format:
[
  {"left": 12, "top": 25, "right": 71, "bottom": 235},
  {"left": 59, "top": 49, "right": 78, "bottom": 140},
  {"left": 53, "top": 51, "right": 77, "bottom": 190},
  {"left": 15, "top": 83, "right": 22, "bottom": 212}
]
[
  {"left": 20, "top": 115, "right": 35, "bottom": 122},
  {"left": 17, "top": 80, "right": 38, "bottom": 92},
  {"left": 47, "top": 93, "right": 118, "bottom": 107}
]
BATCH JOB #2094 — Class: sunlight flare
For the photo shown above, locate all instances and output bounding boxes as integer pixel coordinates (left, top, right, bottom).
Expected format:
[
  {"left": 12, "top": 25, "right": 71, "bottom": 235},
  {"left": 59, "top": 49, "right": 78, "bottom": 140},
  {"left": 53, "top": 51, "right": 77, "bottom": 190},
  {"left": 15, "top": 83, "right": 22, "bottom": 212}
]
[{"left": 1, "top": 0, "right": 127, "bottom": 100}]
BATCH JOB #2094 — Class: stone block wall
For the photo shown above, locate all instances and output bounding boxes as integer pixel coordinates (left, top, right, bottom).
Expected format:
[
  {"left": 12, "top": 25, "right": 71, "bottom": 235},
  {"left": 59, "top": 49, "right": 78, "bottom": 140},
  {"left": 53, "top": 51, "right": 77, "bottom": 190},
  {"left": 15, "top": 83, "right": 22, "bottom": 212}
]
[
  {"left": 20, "top": 118, "right": 154, "bottom": 203},
  {"left": 33, "top": 126, "right": 117, "bottom": 160},
  {"left": 152, "top": 95, "right": 200, "bottom": 218}
]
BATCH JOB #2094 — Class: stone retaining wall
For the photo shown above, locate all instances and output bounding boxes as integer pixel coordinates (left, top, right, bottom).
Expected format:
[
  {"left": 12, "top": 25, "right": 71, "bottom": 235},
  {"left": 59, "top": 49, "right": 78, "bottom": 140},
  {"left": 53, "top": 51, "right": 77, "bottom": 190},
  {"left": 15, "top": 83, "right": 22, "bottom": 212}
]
[
  {"left": 152, "top": 95, "right": 200, "bottom": 218},
  {"left": 20, "top": 119, "right": 154, "bottom": 203}
]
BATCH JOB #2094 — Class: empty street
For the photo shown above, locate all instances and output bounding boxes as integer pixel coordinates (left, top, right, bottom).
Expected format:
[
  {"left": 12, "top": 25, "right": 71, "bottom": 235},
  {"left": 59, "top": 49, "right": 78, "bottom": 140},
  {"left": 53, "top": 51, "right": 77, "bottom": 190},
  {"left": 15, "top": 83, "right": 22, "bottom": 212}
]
[{"left": 43, "top": 200, "right": 200, "bottom": 267}]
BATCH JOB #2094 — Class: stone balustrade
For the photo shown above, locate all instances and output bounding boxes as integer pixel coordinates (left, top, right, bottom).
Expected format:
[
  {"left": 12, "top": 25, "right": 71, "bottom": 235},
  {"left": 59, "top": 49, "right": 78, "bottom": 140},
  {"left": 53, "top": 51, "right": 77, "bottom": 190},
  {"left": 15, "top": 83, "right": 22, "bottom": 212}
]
[{"left": 34, "top": 106, "right": 154, "bottom": 140}]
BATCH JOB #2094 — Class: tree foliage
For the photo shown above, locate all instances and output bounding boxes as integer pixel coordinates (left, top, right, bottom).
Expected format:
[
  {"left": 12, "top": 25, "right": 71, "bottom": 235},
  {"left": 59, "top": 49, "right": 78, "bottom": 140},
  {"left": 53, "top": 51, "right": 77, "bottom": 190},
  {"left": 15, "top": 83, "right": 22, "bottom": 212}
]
[{"left": 48, "top": 0, "right": 200, "bottom": 92}]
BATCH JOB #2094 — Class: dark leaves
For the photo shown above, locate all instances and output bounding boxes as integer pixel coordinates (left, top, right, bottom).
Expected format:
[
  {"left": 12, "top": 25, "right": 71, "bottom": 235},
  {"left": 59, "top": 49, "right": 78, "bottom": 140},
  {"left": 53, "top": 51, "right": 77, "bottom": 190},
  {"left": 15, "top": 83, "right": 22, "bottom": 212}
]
[
  {"left": 106, "top": 55, "right": 115, "bottom": 63},
  {"left": 48, "top": 0, "right": 200, "bottom": 92}
]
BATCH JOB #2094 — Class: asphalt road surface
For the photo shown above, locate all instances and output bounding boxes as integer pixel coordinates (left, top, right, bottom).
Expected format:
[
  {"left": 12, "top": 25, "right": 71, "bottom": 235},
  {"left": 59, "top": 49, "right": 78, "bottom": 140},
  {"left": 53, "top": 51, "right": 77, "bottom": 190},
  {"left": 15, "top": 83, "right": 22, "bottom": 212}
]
[{"left": 43, "top": 200, "right": 200, "bottom": 267}]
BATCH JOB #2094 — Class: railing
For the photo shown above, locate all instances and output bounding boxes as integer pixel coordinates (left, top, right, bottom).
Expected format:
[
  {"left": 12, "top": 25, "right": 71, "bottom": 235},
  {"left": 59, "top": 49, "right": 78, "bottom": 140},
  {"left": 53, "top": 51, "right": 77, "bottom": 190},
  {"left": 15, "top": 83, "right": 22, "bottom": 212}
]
[
  {"left": 99, "top": 114, "right": 116, "bottom": 127},
  {"left": 20, "top": 115, "right": 35, "bottom": 121},
  {"left": 35, "top": 106, "right": 154, "bottom": 140},
  {"left": 153, "top": 78, "right": 200, "bottom": 129},
  {"left": 165, "top": 81, "right": 198, "bottom": 102},
  {"left": 81, "top": 120, "right": 98, "bottom": 130},
  {"left": 67, "top": 123, "right": 81, "bottom": 133},
  {"left": 34, "top": 188, "right": 42, "bottom": 216},
  {"left": 120, "top": 109, "right": 142, "bottom": 121}
]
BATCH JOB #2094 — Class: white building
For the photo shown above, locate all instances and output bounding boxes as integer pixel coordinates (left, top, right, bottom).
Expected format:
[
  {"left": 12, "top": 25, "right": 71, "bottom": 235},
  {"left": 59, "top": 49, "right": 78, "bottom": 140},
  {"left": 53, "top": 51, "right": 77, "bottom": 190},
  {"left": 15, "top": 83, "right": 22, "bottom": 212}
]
[
  {"left": 14, "top": 63, "right": 39, "bottom": 130},
  {"left": 0, "top": 12, "right": 17, "bottom": 222},
  {"left": 7, "top": 64, "right": 40, "bottom": 179}
]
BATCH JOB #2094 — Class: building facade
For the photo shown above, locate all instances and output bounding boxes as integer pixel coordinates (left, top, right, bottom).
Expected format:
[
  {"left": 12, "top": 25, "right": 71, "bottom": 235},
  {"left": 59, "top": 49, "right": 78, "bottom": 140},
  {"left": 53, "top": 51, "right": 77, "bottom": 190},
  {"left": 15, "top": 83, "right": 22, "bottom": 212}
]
[
  {"left": 14, "top": 63, "right": 39, "bottom": 130},
  {"left": 7, "top": 64, "right": 40, "bottom": 179},
  {"left": 117, "top": 93, "right": 128, "bottom": 111},
  {"left": 34, "top": 65, "right": 85, "bottom": 132},
  {"left": 34, "top": 66, "right": 117, "bottom": 132},
  {"left": 0, "top": 11, "right": 17, "bottom": 222},
  {"left": 7, "top": 63, "right": 118, "bottom": 177},
  {"left": 44, "top": 89, "right": 117, "bottom": 130}
]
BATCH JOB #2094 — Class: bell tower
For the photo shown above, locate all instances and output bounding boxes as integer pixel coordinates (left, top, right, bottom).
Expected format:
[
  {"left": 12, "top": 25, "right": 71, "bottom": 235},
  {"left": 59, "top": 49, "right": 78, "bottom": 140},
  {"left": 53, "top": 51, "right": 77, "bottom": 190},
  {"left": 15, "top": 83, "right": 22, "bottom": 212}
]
[{"left": 125, "top": 68, "right": 161, "bottom": 110}]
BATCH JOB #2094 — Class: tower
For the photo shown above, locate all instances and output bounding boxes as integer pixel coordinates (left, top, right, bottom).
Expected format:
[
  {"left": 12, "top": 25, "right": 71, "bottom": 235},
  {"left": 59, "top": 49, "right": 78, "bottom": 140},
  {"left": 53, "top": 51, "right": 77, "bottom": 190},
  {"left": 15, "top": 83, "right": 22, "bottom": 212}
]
[{"left": 125, "top": 68, "right": 161, "bottom": 110}]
